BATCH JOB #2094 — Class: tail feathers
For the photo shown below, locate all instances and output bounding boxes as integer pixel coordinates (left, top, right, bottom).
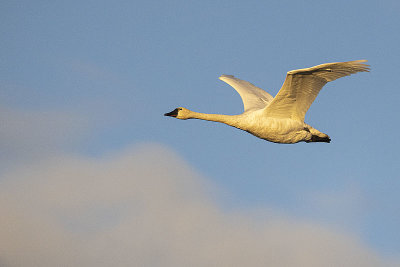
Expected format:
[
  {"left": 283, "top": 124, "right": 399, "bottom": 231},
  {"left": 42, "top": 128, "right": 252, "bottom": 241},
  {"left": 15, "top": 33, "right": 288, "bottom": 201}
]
[{"left": 303, "top": 126, "right": 331, "bottom": 143}]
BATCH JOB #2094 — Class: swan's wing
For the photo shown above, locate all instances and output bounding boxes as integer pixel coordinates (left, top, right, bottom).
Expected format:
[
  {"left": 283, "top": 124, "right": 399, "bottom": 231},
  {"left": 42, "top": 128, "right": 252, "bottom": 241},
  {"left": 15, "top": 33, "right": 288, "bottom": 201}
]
[
  {"left": 264, "top": 60, "right": 370, "bottom": 122},
  {"left": 219, "top": 75, "right": 274, "bottom": 112}
]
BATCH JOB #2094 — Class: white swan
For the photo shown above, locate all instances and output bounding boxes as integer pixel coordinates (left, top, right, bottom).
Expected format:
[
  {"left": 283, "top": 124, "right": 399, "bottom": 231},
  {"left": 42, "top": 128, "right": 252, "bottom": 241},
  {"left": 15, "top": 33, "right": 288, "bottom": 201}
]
[{"left": 165, "top": 60, "right": 370, "bottom": 144}]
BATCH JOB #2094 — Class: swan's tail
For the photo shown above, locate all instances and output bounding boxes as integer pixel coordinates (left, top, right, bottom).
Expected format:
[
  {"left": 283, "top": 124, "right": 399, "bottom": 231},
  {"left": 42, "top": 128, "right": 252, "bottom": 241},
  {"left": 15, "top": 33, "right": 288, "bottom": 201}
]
[{"left": 304, "top": 126, "right": 331, "bottom": 143}]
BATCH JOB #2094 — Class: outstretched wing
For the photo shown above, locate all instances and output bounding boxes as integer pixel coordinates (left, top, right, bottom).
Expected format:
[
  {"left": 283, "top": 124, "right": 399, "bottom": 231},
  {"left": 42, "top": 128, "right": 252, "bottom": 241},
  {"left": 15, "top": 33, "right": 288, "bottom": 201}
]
[
  {"left": 264, "top": 60, "right": 370, "bottom": 122},
  {"left": 219, "top": 75, "right": 274, "bottom": 112}
]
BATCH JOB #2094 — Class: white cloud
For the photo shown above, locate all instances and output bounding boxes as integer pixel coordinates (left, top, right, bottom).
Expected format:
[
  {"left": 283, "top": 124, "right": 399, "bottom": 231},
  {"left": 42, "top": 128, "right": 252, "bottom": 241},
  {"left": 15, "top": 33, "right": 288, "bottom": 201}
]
[{"left": 0, "top": 144, "right": 393, "bottom": 267}]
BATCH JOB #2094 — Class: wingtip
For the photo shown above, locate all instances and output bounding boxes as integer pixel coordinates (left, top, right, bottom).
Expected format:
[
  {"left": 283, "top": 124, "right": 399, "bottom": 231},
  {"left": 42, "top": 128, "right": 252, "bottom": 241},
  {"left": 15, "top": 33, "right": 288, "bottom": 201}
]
[
  {"left": 352, "top": 59, "right": 370, "bottom": 72},
  {"left": 219, "top": 74, "right": 235, "bottom": 81}
]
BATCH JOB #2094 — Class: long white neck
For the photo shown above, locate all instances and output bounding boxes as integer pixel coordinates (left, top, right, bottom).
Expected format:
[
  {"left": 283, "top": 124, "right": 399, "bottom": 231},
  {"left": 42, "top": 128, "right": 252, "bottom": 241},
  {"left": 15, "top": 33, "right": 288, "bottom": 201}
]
[{"left": 188, "top": 111, "right": 243, "bottom": 129}]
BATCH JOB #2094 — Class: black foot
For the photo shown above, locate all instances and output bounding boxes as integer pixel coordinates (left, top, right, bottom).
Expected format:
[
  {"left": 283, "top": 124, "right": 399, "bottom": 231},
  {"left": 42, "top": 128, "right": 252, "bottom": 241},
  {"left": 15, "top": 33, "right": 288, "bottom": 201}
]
[{"left": 311, "top": 135, "right": 331, "bottom": 143}]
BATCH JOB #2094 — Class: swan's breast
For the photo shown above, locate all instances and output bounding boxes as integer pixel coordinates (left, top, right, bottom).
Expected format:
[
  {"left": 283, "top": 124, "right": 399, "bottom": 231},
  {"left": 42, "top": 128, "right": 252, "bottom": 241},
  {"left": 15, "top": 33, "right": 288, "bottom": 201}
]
[{"left": 239, "top": 113, "right": 307, "bottom": 143}]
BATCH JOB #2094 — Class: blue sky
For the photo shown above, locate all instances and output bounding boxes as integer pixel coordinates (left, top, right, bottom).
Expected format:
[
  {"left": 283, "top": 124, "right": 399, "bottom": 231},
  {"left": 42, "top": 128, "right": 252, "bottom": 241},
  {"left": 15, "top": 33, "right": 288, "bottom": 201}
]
[{"left": 1, "top": 1, "right": 400, "bottom": 266}]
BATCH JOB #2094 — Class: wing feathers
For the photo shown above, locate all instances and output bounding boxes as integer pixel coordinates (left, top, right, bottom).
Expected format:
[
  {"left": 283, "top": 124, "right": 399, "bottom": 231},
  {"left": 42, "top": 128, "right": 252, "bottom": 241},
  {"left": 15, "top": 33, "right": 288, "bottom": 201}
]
[
  {"left": 264, "top": 60, "right": 370, "bottom": 121},
  {"left": 219, "top": 75, "right": 274, "bottom": 112}
]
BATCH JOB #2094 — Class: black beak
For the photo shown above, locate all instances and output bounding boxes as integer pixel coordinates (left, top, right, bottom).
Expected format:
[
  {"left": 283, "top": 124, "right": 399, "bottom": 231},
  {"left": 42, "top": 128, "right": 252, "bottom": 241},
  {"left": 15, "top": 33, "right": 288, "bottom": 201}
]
[{"left": 164, "top": 108, "right": 179, "bottom": 117}]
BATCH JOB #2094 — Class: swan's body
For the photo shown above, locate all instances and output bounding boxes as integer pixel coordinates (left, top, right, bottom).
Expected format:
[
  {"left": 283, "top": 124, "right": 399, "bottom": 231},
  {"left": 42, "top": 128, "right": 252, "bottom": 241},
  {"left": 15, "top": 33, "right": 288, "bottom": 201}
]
[{"left": 165, "top": 60, "right": 370, "bottom": 144}]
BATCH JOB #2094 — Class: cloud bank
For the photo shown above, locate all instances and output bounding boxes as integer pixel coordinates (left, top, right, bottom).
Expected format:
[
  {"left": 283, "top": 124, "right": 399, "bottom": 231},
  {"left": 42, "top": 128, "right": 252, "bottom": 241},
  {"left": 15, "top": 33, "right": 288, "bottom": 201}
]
[{"left": 0, "top": 143, "right": 391, "bottom": 267}]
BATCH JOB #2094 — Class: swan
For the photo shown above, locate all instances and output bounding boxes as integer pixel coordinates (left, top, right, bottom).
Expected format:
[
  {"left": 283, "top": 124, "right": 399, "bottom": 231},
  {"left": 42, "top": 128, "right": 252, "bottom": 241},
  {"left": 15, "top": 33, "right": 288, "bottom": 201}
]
[{"left": 164, "top": 60, "right": 370, "bottom": 144}]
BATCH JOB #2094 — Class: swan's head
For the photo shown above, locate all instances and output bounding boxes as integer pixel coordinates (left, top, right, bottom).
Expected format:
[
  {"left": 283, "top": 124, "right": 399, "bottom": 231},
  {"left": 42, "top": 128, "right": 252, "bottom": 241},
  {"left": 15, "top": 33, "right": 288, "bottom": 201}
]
[{"left": 164, "top": 107, "right": 191, "bottom": 120}]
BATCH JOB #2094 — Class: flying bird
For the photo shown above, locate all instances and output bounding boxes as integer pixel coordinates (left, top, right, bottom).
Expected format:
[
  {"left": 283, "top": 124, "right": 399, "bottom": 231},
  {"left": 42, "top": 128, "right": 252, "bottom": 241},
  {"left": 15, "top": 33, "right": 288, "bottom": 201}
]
[{"left": 164, "top": 60, "right": 370, "bottom": 144}]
